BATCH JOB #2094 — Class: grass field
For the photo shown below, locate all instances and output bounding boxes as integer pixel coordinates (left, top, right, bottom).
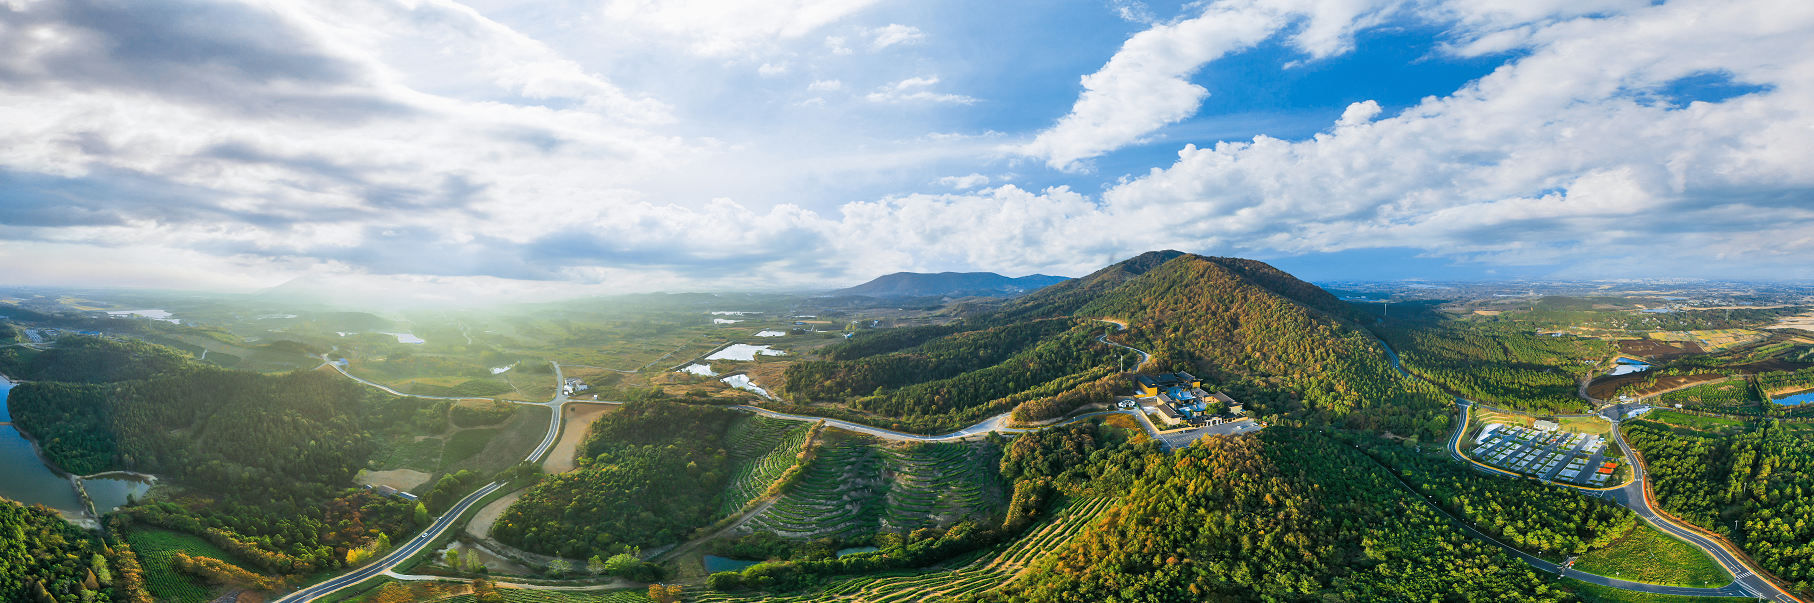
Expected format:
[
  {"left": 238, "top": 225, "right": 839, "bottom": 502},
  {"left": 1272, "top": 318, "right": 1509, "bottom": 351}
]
[
  {"left": 1557, "top": 578, "right": 1736, "bottom": 603},
  {"left": 376, "top": 437, "right": 444, "bottom": 472},
  {"left": 1643, "top": 410, "right": 1745, "bottom": 431},
  {"left": 125, "top": 528, "right": 261, "bottom": 603},
  {"left": 443, "top": 428, "right": 503, "bottom": 470},
  {"left": 1572, "top": 523, "right": 1731, "bottom": 587},
  {"left": 696, "top": 496, "right": 1113, "bottom": 603}
]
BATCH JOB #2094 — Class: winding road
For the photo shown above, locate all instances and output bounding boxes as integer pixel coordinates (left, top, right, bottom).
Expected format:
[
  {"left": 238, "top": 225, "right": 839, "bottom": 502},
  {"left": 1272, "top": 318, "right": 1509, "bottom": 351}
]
[
  {"left": 274, "top": 362, "right": 569, "bottom": 603},
  {"left": 1441, "top": 387, "right": 1798, "bottom": 600}
]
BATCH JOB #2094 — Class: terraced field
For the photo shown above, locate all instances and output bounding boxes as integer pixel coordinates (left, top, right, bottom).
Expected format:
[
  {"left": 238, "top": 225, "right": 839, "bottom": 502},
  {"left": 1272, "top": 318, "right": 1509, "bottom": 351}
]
[
  {"left": 742, "top": 438, "right": 887, "bottom": 539},
  {"left": 720, "top": 417, "right": 816, "bottom": 515},
  {"left": 432, "top": 589, "right": 652, "bottom": 602},
  {"left": 877, "top": 443, "right": 1002, "bottom": 533},
  {"left": 695, "top": 496, "right": 1114, "bottom": 603},
  {"left": 738, "top": 434, "right": 1007, "bottom": 540}
]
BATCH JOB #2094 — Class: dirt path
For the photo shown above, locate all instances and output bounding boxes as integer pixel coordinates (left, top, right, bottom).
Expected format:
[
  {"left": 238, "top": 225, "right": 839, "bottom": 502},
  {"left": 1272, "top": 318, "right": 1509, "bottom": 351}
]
[
  {"left": 465, "top": 488, "right": 525, "bottom": 539},
  {"left": 653, "top": 495, "right": 783, "bottom": 563},
  {"left": 542, "top": 403, "right": 619, "bottom": 474}
]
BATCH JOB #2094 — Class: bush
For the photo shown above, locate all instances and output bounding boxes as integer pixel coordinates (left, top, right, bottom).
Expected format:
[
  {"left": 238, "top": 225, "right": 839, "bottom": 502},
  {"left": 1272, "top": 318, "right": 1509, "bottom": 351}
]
[{"left": 708, "top": 571, "right": 745, "bottom": 591}]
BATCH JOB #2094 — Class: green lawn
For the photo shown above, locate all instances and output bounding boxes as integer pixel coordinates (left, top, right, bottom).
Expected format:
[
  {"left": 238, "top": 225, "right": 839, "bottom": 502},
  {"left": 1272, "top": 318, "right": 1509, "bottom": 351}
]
[
  {"left": 1558, "top": 578, "right": 1737, "bottom": 603},
  {"left": 1645, "top": 410, "right": 1745, "bottom": 431},
  {"left": 442, "top": 428, "right": 502, "bottom": 469},
  {"left": 1572, "top": 522, "right": 1731, "bottom": 587},
  {"left": 377, "top": 437, "right": 444, "bottom": 472},
  {"left": 124, "top": 528, "right": 260, "bottom": 603}
]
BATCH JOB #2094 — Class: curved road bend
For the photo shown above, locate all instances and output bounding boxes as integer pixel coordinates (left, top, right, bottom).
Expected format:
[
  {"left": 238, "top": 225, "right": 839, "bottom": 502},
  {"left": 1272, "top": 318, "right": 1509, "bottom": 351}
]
[
  {"left": 1446, "top": 399, "right": 1796, "bottom": 601},
  {"left": 278, "top": 363, "right": 571, "bottom": 603}
]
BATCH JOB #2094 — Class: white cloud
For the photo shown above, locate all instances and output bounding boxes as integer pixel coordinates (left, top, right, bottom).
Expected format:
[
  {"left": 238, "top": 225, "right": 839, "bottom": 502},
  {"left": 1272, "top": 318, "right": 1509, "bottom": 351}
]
[
  {"left": 758, "top": 61, "right": 789, "bottom": 76},
  {"left": 808, "top": 79, "right": 844, "bottom": 91},
  {"left": 600, "top": 0, "right": 882, "bottom": 57},
  {"left": 864, "top": 76, "right": 977, "bottom": 104},
  {"left": 935, "top": 173, "right": 990, "bottom": 189},
  {"left": 824, "top": 35, "right": 853, "bottom": 55},
  {"left": 1020, "top": 0, "right": 1411, "bottom": 169},
  {"left": 865, "top": 23, "right": 925, "bottom": 49}
]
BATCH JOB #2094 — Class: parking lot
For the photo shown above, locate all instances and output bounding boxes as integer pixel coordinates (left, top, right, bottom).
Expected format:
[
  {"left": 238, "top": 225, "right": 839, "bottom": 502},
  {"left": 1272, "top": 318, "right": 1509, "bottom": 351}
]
[{"left": 1470, "top": 423, "right": 1618, "bottom": 486}]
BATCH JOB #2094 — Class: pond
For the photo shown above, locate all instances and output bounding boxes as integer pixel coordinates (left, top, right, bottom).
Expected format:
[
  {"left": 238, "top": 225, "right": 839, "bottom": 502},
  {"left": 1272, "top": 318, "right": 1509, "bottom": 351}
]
[
  {"left": 680, "top": 363, "right": 717, "bottom": 377},
  {"left": 1609, "top": 358, "right": 1651, "bottom": 376},
  {"left": 1773, "top": 389, "right": 1814, "bottom": 406},
  {"left": 703, "top": 555, "right": 762, "bottom": 574},
  {"left": 707, "top": 344, "right": 786, "bottom": 361},
  {"left": 83, "top": 474, "right": 153, "bottom": 513},
  {"left": 754, "top": 331, "right": 787, "bottom": 337},
  {"left": 721, "top": 375, "right": 771, "bottom": 398},
  {"left": 0, "top": 376, "right": 84, "bottom": 513},
  {"left": 836, "top": 546, "right": 880, "bottom": 558},
  {"left": 107, "top": 309, "right": 180, "bottom": 323},
  {"left": 713, "top": 318, "right": 743, "bottom": 324},
  {"left": 381, "top": 332, "right": 427, "bottom": 344}
]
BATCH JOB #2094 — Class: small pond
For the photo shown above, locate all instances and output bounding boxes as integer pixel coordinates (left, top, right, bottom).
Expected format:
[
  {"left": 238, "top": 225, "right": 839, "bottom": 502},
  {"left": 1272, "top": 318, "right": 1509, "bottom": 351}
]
[
  {"left": 707, "top": 344, "right": 786, "bottom": 361},
  {"left": 836, "top": 546, "right": 880, "bottom": 558},
  {"left": 713, "top": 318, "right": 743, "bottom": 324},
  {"left": 1772, "top": 389, "right": 1814, "bottom": 406},
  {"left": 721, "top": 375, "right": 771, "bottom": 398},
  {"left": 84, "top": 475, "right": 153, "bottom": 513},
  {"left": 754, "top": 331, "right": 787, "bottom": 337},
  {"left": 381, "top": 332, "right": 427, "bottom": 344},
  {"left": 680, "top": 363, "right": 717, "bottom": 377},
  {"left": 107, "top": 309, "right": 179, "bottom": 323},
  {"left": 703, "top": 555, "right": 762, "bottom": 574},
  {"left": 1609, "top": 358, "right": 1651, "bottom": 376}
]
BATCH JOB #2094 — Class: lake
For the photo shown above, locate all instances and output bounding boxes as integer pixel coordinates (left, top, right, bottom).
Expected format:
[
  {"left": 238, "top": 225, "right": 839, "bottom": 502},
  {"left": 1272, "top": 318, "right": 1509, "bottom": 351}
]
[
  {"left": 106, "top": 309, "right": 179, "bottom": 323},
  {"left": 381, "top": 332, "right": 427, "bottom": 344},
  {"left": 1773, "top": 389, "right": 1814, "bottom": 406},
  {"left": 84, "top": 475, "right": 152, "bottom": 513},
  {"left": 0, "top": 376, "right": 83, "bottom": 513}
]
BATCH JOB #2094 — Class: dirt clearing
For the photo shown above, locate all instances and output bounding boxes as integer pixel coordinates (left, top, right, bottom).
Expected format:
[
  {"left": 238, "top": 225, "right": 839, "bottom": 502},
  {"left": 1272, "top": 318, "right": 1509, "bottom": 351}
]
[
  {"left": 543, "top": 403, "right": 619, "bottom": 473},
  {"left": 464, "top": 489, "right": 524, "bottom": 539},
  {"left": 356, "top": 468, "right": 432, "bottom": 492}
]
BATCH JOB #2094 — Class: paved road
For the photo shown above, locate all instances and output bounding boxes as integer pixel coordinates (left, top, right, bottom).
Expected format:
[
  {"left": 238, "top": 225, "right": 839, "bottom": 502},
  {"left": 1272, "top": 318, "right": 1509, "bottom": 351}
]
[
  {"left": 271, "top": 480, "right": 504, "bottom": 603},
  {"left": 277, "top": 363, "right": 572, "bottom": 603},
  {"left": 1445, "top": 399, "right": 1792, "bottom": 600}
]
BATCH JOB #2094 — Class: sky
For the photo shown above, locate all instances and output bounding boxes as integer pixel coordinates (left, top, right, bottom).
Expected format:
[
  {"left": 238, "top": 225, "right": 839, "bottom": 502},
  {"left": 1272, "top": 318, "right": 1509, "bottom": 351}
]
[{"left": 2, "top": 0, "right": 1812, "bottom": 302}]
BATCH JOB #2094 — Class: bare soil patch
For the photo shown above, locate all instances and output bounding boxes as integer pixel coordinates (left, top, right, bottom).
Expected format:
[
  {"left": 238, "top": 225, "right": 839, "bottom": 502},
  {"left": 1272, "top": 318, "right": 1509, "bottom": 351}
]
[
  {"left": 464, "top": 488, "right": 524, "bottom": 539},
  {"left": 356, "top": 468, "right": 433, "bottom": 492},
  {"left": 1617, "top": 339, "right": 1704, "bottom": 360},
  {"left": 543, "top": 403, "right": 618, "bottom": 474}
]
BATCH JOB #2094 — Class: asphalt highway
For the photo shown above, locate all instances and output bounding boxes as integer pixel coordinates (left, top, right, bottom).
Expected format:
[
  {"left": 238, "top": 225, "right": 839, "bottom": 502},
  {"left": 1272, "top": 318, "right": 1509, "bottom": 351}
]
[{"left": 270, "top": 480, "right": 504, "bottom": 603}]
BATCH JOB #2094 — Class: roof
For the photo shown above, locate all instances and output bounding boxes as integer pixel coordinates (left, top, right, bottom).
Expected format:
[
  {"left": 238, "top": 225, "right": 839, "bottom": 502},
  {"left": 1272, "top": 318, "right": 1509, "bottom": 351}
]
[
  {"left": 1153, "top": 404, "right": 1181, "bottom": 418},
  {"left": 1133, "top": 375, "right": 1159, "bottom": 388},
  {"left": 1210, "top": 392, "right": 1236, "bottom": 404}
]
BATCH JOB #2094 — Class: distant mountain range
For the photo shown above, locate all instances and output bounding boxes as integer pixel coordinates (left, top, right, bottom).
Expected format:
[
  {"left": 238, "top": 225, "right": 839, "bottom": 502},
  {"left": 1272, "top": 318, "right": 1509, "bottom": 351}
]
[{"left": 828, "top": 271, "right": 1070, "bottom": 298}]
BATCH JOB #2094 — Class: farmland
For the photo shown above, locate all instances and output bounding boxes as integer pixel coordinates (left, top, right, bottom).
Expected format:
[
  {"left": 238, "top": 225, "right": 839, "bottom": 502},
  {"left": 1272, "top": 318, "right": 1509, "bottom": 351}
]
[
  {"left": 739, "top": 432, "right": 1006, "bottom": 539},
  {"left": 432, "top": 588, "right": 653, "bottom": 602},
  {"left": 124, "top": 528, "right": 263, "bottom": 603},
  {"left": 719, "top": 416, "right": 815, "bottom": 515},
  {"left": 696, "top": 497, "right": 1112, "bottom": 602}
]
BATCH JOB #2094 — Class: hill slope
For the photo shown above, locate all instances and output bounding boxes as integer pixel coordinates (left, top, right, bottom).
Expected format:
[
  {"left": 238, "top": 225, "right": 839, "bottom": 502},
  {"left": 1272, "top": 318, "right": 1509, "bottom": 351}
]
[
  {"left": 829, "top": 272, "right": 1068, "bottom": 298},
  {"left": 784, "top": 252, "right": 1450, "bottom": 437}
]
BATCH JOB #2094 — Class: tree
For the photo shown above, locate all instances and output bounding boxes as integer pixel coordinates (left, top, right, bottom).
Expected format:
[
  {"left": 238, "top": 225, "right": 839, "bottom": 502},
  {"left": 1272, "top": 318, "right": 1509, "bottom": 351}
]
[
  {"left": 414, "top": 502, "right": 429, "bottom": 527},
  {"left": 546, "top": 558, "right": 570, "bottom": 577},
  {"left": 587, "top": 555, "right": 608, "bottom": 576},
  {"left": 445, "top": 550, "right": 460, "bottom": 570},
  {"left": 707, "top": 571, "right": 744, "bottom": 591}
]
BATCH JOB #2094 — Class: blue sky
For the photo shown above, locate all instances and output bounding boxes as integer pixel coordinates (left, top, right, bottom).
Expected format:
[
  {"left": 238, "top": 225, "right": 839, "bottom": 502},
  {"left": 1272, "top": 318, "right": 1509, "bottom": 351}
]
[{"left": 1, "top": 0, "right": 1811, "bottom": 302}]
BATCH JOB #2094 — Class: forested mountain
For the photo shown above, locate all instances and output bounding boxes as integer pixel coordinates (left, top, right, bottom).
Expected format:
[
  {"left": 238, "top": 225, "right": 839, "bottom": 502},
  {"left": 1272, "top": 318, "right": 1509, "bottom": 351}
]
[
  {"left": 491, "top": 401, "right": 746, "bottom": 559},
  {"left": 8, "top": 337, "right": 441, "bottom": 501},
  {"left": 784, "top": 252, "right": 1451, "bottom": 438},
  {"left": 0, "top": 336, "right": 190, "bottom": 383},
  {"left": 968, "top": 429, "right": 1584, "bottom": 602},
  {"left": 829, "top": 272, "right": 1068, "bottom": 298}
]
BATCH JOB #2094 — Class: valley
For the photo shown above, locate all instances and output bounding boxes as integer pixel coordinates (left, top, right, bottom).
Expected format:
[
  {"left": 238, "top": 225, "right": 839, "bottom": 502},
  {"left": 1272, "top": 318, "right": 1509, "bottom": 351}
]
[{"left": 5, "top": 253, "right": 1814, "bottom": 603}]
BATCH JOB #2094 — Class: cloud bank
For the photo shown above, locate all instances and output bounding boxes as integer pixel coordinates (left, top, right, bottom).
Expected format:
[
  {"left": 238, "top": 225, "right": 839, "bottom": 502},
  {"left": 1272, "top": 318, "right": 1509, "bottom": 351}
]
[{"left": 0, "top": 0, "right": 1811, "bottom": 299}]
